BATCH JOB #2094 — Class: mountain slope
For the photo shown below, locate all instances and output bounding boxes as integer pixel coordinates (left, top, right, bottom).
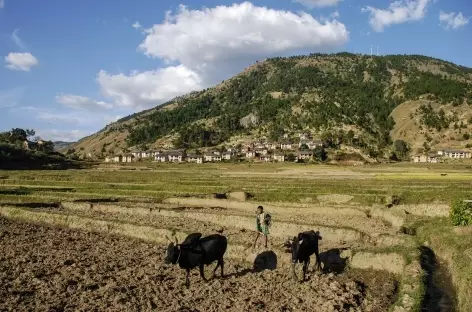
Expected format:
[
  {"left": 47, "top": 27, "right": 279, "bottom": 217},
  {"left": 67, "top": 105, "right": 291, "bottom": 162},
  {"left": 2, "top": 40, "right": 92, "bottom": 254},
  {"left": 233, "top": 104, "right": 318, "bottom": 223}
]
[{"left": 71, "top": 53, "right": 472, "bottom": 158}]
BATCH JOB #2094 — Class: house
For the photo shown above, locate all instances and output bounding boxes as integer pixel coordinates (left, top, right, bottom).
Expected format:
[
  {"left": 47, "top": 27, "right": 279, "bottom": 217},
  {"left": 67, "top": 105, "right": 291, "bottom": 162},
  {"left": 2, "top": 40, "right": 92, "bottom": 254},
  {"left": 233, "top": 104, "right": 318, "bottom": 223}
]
[
  {"left": 245, "top": 150, "right": 256, "bottom": 158},
  {"left": 440, "top": 149, "right": 472, "bottom": 159},
  {"left": 122, "top": 154, "right": 134, "bottom": 163},
  {"left": 280, "top": 141, "right": 293, "bottom": 150},
  {"left": 222, "top": 152, "right": 232, "bottom": 161},
  {"left": 112, "top": 155, "right": 122, "bottom": 163},
  {"left": 255, "top": 143, "right": 266, "bottom": 150},
  {"left": 204, "top": 153, "right": 222, "bottom": 162},
  {"left": 131, "top": 151, "right": 141, "bottom": 158},
  {"left": 187, "top": 154, "right": 203, "bottom": 164},
  {"left": 260, "top": 155, "right": 271, "bottom": 162},
  {"left": 298, "top": 150, "right": 313, "bottom": 161},
  {"left": 255, "top": 148, "right": 268, "bottom": 156},
  {"left": 104, "top": 156, "right": 112, "bottom": 163},
  {"left": 273, "top": 153, "right": 285, "bottom": 162},
  {"left": 265, "top": 142, "right": 278, "bottom": 150},
  {"left": 155, "top": 153, "right": 168, "bottom": 162},
  {"left": 168, "top": 151, "right": 185, "bottom": 163},
  {"left": 412, "top": 155, "right": 428, "bottom": 163},
  {"left": 427, "top": 153, "right": 442, "bottom": 163}
]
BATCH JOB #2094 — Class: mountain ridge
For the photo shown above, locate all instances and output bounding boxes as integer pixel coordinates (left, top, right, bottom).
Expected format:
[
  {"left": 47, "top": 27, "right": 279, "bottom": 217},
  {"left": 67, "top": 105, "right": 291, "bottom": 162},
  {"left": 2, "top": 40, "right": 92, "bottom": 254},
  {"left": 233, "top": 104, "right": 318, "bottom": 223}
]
[{"left": 68, "top": 52, "right": 472, "bottom": 159}]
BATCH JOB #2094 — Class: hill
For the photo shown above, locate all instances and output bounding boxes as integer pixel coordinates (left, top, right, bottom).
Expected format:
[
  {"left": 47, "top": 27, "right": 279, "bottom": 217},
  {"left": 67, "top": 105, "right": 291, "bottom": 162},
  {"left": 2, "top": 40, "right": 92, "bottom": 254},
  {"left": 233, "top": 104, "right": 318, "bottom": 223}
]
[
  {"left": 53, "top": 141, "right": 75, "bottom": 152},
  {"left": 70, "top": 53, "right": 472, "bottom": 159}
]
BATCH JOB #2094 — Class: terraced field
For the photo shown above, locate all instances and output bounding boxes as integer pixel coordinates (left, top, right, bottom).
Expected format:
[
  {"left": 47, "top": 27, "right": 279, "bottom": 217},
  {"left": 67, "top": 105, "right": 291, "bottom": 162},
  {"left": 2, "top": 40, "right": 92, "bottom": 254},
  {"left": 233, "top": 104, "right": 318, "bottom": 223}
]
[{"left": 1, "top": 163, "right": 470, "bottom": 311}]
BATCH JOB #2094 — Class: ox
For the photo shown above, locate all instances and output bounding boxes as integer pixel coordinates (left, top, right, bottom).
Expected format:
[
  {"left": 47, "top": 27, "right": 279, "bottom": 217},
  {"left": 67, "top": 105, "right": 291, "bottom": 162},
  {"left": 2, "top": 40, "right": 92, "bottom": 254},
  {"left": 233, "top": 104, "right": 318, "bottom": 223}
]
[
  {"left": 165, "top": 233, "right": 227, "bottom": 287},
  {"left": 284, "top": 230, "right": 322, "bottom": 282}
]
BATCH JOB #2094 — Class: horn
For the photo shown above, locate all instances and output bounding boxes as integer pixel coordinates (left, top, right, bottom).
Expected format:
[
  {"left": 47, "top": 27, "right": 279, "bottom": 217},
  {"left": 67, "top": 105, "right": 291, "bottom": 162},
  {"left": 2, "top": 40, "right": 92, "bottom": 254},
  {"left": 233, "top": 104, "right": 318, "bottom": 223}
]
[
  {"left": 174, "top": 236, "right": 178, "bottom": 244},
  {"left": 165, "top": 235, "right": 173, "bottom": 243}
]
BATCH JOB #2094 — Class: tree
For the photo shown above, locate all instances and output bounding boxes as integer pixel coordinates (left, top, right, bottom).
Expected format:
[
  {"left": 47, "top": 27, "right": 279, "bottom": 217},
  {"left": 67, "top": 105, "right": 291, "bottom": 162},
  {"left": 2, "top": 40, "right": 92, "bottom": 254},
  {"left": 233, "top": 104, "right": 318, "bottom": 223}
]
[
  {"left": 313, "top": 146, "right": 327, "bottom": 162},
  {"left": 300, "top": 143, "right": 309, "bottom": 150},
  {"left": 463, "top": 133, "right": 470, "bottom": 140},
  {"left": 394, "top": 140, "right": 409, "bottom": 159},
  {"left": 286, "top": 153, "right": 296, "bottom": 162}
]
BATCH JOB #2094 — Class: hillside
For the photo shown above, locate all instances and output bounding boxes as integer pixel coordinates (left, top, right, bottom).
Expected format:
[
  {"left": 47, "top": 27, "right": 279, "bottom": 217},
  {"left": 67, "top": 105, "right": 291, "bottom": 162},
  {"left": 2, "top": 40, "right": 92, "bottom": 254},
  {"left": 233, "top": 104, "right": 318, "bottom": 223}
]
[
  {"left": 70, "top": 53, "right": 472, "bottom": 158},
  {"left": 53, "top": 141, "right": 75, "bottom": 152}
]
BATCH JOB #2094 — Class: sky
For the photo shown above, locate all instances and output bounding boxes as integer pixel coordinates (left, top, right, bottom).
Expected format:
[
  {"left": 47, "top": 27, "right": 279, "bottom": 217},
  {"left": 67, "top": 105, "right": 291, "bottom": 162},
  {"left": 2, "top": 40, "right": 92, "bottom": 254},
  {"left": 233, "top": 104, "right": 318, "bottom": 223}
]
[{"left": 0, "top": 0, "right": 471, "bottom": 142}]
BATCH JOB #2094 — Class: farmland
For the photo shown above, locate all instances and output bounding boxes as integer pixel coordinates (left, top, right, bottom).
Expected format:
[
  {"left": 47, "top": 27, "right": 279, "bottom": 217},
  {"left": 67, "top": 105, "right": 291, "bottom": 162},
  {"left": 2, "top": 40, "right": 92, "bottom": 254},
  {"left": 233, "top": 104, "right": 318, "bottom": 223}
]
[{"left": 1, "top": 162, "right": 471, "bottom": 311}]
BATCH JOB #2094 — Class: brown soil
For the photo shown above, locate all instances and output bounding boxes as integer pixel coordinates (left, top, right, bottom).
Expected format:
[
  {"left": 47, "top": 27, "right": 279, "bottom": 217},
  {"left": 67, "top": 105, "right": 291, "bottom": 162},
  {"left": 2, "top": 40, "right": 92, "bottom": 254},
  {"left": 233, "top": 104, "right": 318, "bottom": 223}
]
[{"left": 0, "top": 218, "right": 397, "bottom": 311}]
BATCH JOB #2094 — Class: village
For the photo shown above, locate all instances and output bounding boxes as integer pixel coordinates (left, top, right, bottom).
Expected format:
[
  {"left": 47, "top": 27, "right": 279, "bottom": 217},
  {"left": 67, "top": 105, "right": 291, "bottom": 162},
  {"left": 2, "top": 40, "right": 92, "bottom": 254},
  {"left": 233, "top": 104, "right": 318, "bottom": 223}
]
[
  {"left": 104, "top": 133, "right": 325, "bottom": 164},
  {"left": 103, "top": 132, "right": 472, "bottom": 164}
]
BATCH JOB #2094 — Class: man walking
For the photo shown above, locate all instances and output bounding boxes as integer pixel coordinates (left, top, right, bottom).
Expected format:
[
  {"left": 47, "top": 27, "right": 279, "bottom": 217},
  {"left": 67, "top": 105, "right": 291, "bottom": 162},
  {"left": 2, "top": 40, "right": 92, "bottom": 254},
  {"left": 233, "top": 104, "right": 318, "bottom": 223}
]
[{"left": 253, "top": 205, "right": 270, "bottom": 249}]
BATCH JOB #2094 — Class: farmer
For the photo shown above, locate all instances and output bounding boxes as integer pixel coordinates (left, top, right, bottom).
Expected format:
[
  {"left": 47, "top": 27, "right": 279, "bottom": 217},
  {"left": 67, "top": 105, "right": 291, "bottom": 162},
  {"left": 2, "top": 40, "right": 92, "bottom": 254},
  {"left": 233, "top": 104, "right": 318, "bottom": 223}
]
[{"left": 253, "top": 205, "right": 270, "bottom": 249}]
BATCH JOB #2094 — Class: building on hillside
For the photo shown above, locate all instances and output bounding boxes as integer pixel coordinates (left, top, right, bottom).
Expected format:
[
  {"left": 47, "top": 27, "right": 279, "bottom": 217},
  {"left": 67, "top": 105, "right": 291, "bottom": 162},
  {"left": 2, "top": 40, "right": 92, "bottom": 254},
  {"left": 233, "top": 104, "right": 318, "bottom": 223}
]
[
  {"left": 187, "top": 154, "right": 203, "bottom": 164},
  {"left": 298, "top": 150, "right": 313, "bottom": 161},
  {"left": 131, "top": 151, "right": 141, "bottom": 158},
  {"left": 155, "top": 153, "right": 168, "bottom": 162},
  {"left": 439, "top": 149, "right": 472, "bottom": 159},
  {"left": 412, "top": 155, "right": 427, "bottom": 163},
  {"left": 104, "top": 156, "right": 112, "bottom": 163},
  {"left": 222, "top": 152, "right": 232, "bottom": 161},
  {"left": 22, "top": 140, "right": 29, "bottom": 150},
  {"left": 204, "top": 153, "right": 222, "bottom": 162},
  {"left": 255, "top": 148, "right": 268, "bottom": 156},
  {"left": 255, "top": 143, "right": 266, "bottom": 150},
  {"left": 111, "top": 155, "right": 122, "bottom": 162},
  {"left": 273, "top": 153, "right": 285, "bottom": 162},
  {"left": 280, "top": 141, "right": 293, "bottom": 150},
  {"left": 427, "top": 153, "right": 442, "bottom": 163},
  {"left": 245, "top": 150, "right": 256, "bottom": 158},
  {"left": 168, "top": 151, "right": 185, "bottom": 163},
  {"left": 265, "top": 142, "right": 278, "bottom": 150},
  {"left": 260, "top": 155, "right": 271, "bottom": 162},
  {"left": 122, "top": 154, "right": 134, "bottom": 162}
]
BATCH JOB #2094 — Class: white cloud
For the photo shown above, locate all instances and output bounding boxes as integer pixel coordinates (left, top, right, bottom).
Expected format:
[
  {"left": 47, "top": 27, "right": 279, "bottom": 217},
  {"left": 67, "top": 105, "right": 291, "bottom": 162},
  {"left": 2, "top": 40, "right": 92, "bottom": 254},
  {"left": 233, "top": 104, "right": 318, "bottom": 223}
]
[
  {"left": 56, "top": 94, "right": 113, "bottom": 111},
  {"left": 439, "top": 11, "right": 469, "bottom": 29},
  {"left": 294, "top": 0, "right": 342, "bottom": 8},
  {"left": 69, "top": 2, "right": 349, "bottom": 111},
  {"left": 330, "top": 11, "right": 340, "bottom": 19},
  {"left": 97, "top": 65, "right": 202, "bottom": 109},
  {"left": 132, "top": 21, "right": 142, "bottom": 29},
  {"left": 362, "top": 0, "right": 431, "bottom": 32},
  {"left": 4, "top": 52, "right": 39, "bottom": 71},
  {"left": 11, "top": 29, "right": 27, "bottom": 50},
  {"left": 35, "top": 129, "right": 92, "bottom": 142},
  {"left": 0, "top": 0, "right": 4, "bottom": 9},
  {"left": 139, "top": 2, "right": 348, "bottom": 70}
]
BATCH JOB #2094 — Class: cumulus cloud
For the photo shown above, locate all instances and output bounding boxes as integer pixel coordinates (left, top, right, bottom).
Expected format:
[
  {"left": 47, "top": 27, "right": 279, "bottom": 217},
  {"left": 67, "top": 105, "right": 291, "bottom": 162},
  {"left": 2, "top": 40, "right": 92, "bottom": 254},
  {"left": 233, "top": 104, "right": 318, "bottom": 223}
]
[
  {"left": 56, "top": 94, "right": 113, "bottom": 111},
  {"left": 439, "top": 11, "right": 469, "bottom": 29},
  {"left": 97, "top": 65, "right": 202, "bottom": 109},
  {"left": 293, "top": 0, "right": 342, "bottom": 8},
  {"left": 70, "top": 2, "right": 349, "bottom": 110},
  {"left": 4, "top": 52, "right": 39, "bottom": 71},
  {"left": 362, "top": 0, "right": 431, "bottom": 32},
  {"left": 139, "top": 2, "right": 348, "bottom": 69}
]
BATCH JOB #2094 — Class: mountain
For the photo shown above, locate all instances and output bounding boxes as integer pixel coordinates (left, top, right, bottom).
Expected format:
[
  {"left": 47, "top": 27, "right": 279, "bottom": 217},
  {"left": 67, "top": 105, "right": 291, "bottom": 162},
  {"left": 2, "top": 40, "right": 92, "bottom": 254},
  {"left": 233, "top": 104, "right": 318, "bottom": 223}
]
[
  {"left": 53, "top": 141, "right": 75, "bottom": 152},
  {"left": 70, "top": 53, "right": 472, "bottom": 159}
]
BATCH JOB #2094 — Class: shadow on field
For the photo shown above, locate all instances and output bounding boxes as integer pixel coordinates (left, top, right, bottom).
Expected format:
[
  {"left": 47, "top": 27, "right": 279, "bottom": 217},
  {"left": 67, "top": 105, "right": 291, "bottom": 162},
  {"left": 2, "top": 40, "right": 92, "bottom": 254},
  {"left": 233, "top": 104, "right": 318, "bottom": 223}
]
[
  {"left": 253, "top": 250, "right": 278, "bottom": 272},
  {"left": 419, "top": 246, "right": 456, "bottom": 312},
  {"left": 320, "top": 248, "right": 348, "bottom": 274},
  {"left": 0, "top": 202, "right": 63, "bottom": 209},
  {"left": 74, "top": 198, "right": 119, "bottom": 203}
]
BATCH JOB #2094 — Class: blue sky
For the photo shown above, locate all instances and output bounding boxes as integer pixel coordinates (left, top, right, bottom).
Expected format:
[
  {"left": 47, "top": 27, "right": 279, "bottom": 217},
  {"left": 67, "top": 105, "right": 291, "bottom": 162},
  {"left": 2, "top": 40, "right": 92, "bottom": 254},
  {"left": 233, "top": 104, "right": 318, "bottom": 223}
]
[{"left": 0, "top": 0, "right": 470, "bottom": 142}]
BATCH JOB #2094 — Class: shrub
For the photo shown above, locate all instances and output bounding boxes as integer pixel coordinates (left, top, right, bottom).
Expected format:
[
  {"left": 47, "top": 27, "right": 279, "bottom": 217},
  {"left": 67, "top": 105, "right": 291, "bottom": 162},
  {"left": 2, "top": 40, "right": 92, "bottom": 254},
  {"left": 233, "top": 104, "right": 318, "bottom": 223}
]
[{"left": 450, "top": 199, "right": 472, "bottom": 226}]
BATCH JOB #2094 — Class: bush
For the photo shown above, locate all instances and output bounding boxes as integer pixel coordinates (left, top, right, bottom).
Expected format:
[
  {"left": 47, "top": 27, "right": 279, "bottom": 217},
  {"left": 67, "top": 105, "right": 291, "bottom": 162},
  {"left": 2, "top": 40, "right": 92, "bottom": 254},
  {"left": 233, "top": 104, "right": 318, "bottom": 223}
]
[{"left": 450, "top": 199, "right": 472, "bottom": 226}]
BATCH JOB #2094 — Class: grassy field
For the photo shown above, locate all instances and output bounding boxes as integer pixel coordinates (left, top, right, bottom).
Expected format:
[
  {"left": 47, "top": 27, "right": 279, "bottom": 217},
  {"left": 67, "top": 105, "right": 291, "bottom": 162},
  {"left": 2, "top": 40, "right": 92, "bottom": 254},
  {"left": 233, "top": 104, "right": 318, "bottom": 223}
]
[
  {"left": 1, "top": 162, "right": 471, "bottom": 311},
  {"left": 0, "top": 162, "right": 471, "bottom": 205}
]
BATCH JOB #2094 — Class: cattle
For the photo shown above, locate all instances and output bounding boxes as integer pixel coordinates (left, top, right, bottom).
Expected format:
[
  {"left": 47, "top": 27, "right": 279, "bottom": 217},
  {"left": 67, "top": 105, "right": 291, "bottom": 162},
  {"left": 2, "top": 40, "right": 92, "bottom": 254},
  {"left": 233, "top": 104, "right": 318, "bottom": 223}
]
[
  {"left": 164, "top": 233, "right": 227, "bottom": 287},
  {"left": 284, "top": 230, "right": 322, "bottom": 282}
]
